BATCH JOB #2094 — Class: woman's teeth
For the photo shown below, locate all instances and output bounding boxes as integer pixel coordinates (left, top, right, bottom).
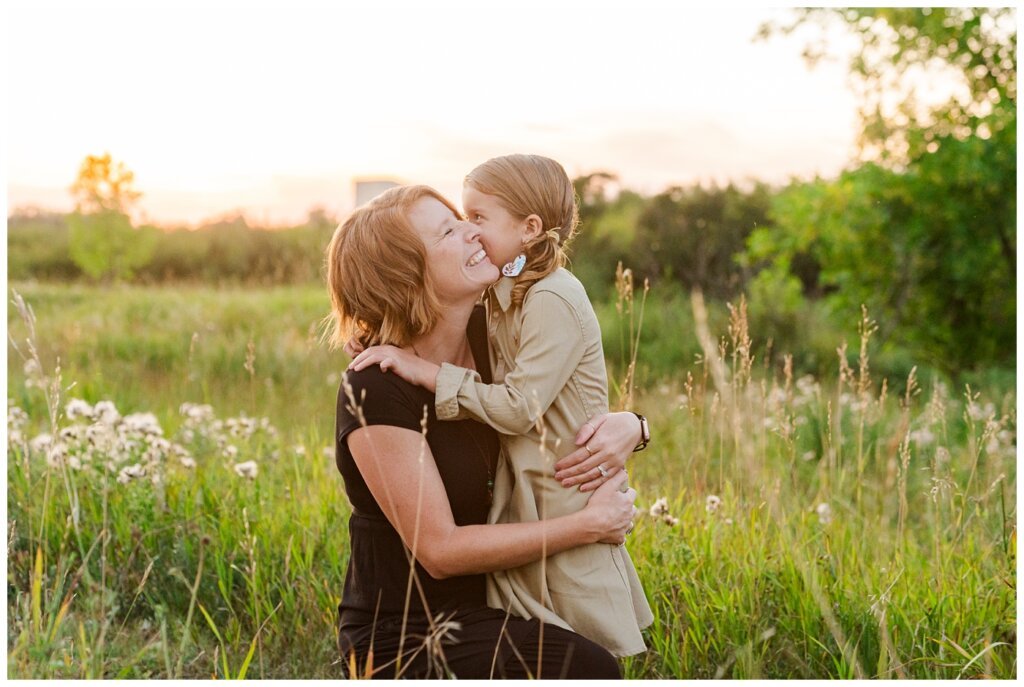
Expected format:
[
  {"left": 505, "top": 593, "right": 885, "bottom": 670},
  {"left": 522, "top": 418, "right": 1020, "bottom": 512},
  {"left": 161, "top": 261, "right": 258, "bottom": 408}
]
[{"left": 466, "top": 249, "right": 487, "bottom": 267}]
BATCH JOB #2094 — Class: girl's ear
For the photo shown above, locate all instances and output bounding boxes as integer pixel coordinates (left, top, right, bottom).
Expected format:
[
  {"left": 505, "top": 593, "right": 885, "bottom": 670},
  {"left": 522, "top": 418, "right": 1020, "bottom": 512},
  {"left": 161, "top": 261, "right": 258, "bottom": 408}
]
[{"left": 522, "top": 214, "right": 543, "bottom": 243}]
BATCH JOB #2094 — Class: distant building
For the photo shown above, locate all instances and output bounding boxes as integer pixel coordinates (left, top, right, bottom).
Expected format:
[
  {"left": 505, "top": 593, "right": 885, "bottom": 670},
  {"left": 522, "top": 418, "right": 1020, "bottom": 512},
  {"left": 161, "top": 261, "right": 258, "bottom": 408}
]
[{"left": 354, "top": 179, "right": 400, "bottom": 207}]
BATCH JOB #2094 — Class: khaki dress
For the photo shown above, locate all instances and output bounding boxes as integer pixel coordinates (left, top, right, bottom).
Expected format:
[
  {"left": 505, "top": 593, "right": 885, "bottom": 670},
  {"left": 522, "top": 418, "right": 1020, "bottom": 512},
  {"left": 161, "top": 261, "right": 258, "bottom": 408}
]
[{"left": 435, "top": 268, "right": 653, "bottom": 657}]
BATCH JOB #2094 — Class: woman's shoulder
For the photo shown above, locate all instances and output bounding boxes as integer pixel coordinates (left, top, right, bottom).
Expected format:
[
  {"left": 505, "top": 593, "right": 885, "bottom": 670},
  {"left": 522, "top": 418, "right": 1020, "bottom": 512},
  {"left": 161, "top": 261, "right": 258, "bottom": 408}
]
[{"left": 336, "top": 366, "right": 425, "bottom": 423}]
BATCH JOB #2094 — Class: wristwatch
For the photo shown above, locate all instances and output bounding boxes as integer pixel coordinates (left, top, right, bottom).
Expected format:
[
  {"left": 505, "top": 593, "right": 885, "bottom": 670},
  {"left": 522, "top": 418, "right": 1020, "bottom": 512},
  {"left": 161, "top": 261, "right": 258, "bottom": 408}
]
[{"left": 631, "top": 413, "right": 650, "bottom": 452}]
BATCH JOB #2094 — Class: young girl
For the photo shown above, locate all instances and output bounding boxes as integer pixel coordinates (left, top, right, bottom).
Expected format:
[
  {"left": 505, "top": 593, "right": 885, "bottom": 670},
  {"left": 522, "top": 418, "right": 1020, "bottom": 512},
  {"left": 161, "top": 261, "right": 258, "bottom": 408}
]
[{"left": 349, "top": 154, "right": 653, "bottom": 656}]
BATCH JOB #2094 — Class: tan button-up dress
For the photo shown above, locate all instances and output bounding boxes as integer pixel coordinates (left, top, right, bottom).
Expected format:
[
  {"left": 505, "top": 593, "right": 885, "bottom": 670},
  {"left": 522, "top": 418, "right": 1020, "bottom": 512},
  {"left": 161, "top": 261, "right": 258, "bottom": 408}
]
[{"left": 435, "top": 268, "right": 653, "bottom": 657}]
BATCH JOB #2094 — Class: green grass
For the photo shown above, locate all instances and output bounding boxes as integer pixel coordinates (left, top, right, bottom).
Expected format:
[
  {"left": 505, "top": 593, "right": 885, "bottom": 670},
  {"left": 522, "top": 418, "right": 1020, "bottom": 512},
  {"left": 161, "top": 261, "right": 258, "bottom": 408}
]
[{"left": 6, "top": 282, "right": 1016, "bottom": 678}]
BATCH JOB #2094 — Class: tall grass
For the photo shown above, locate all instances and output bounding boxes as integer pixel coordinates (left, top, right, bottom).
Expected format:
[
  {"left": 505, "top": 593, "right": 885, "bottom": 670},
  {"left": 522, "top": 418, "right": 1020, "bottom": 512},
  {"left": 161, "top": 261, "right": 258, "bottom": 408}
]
[{"left": 6, "top": 281, "right": 1016, "bottom": 678}]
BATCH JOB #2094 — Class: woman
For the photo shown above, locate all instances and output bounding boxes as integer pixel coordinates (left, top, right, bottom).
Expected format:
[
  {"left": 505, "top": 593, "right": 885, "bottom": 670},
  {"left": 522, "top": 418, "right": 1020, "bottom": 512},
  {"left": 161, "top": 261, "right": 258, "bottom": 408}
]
[{"left": 325, "top": 185, "right": 642, "bottom": 679}]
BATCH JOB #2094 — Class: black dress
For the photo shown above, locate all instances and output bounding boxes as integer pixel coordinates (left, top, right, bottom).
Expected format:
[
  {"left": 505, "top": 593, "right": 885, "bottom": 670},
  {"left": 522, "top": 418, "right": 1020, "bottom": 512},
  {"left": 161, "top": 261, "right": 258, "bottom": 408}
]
[{"left": 334, "top": 308, "right": 621, "bottom": 679}]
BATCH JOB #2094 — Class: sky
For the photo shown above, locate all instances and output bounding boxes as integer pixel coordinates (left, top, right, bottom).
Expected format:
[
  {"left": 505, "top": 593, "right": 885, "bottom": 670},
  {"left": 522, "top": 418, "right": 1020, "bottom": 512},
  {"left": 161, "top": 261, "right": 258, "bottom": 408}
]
[{"left": 6, "top": 1, "right": 867, "bottom": 226}]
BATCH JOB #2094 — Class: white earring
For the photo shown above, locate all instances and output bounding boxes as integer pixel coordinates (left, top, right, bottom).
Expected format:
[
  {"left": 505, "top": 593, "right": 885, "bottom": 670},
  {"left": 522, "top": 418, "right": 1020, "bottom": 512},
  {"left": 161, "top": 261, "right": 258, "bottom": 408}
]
[{"left": 502, "top": 254, "right": 526, "bottom": 277}]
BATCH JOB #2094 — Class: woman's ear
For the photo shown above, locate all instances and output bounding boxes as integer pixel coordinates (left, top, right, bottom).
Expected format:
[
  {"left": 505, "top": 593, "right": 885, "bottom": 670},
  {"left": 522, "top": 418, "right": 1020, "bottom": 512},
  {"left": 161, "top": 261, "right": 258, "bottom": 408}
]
[{"left": 522, "top": 214, "right": 543, "bottom": 243}]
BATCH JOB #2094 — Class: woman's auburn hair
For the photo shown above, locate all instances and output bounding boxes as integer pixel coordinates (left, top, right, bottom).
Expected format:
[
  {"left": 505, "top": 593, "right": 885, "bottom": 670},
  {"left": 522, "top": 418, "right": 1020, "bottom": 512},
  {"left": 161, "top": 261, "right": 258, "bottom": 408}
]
[
  {"left": 325, "top": 185, "right": 457, "bottom": 349},
  {"left": 465, "top": 154, "right": 579, "bottom": 307}
]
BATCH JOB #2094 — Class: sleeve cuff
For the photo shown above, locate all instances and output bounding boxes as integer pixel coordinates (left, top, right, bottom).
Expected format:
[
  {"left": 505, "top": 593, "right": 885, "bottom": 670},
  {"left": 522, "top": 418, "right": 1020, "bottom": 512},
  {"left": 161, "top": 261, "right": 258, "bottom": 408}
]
[{"left": 435, "top": 362, "right": 473, "bottom": 420}]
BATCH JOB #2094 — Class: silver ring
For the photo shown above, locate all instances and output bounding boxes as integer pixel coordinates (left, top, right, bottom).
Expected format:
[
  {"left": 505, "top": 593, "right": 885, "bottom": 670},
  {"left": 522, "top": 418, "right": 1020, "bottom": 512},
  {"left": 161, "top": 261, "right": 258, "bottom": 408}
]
[{"left": 597, "top": 464, "right": 608, "bottom": 477}]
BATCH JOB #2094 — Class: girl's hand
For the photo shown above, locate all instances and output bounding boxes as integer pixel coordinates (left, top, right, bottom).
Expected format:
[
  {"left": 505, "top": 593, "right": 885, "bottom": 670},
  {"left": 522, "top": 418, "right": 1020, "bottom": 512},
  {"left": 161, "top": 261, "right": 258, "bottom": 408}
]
[
  {"left": 582, "top": 472, "right": 638, "bottom": 545},
  {"left": 343, "top": 338, "right": 365, "bottom": 359},
  {"left": 347, "top": 345, "right": 439, "bottom": 391},
  {"left": 554, "top": 412, "right": 643, "bottom": 491}
]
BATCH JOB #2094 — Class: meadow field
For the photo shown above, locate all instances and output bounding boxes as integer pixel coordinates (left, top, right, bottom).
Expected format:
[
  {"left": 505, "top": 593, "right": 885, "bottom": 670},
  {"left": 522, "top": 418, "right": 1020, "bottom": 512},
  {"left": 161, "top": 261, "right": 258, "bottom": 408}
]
[{"left": 6, "top": 281, "right": 1016, "bottom": 679}]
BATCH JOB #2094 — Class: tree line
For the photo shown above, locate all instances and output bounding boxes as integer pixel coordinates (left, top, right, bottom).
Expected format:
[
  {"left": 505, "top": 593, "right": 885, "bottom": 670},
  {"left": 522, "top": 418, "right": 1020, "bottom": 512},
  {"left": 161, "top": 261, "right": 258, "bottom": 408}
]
[{"left": 6, "top": 9, "right": 1015, "bottom": 374}]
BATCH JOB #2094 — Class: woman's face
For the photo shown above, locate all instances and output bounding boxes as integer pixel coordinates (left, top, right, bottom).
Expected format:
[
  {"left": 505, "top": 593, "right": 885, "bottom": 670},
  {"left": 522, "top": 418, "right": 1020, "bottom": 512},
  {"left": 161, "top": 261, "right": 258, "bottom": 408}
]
[
  {"left": 462, "top": 185, "right": 528, "bottom": 268},
  {"left": 407, "top": 196, "right": 500, "bottom": 300}
]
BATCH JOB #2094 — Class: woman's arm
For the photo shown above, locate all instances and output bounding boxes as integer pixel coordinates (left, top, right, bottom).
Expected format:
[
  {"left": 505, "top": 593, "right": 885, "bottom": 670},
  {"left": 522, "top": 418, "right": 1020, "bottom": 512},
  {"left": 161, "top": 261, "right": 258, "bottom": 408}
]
[{"left": 347, "top": 423, "right": 637, "bottom": 580}]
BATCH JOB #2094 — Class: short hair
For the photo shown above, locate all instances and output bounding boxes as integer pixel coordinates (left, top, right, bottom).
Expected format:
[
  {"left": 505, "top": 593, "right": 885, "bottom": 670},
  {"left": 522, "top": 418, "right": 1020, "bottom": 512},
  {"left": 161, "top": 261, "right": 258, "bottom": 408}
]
[
  {"left": 325, "top": 185, "right": 459, "bottom": 349},
  {"left": 465, "top": 154, "right": 579, "bottom": 307}
]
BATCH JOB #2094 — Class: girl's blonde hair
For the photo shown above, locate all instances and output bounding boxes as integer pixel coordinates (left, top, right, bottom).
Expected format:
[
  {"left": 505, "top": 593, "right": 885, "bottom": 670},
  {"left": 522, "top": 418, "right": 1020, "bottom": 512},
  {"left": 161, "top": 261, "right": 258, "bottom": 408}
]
[
  {"left": 324, "top": 185, "right": 457, "bottom": 349},
  {"left": 465, "top": 154, "right": 579, "bottom": 307}
]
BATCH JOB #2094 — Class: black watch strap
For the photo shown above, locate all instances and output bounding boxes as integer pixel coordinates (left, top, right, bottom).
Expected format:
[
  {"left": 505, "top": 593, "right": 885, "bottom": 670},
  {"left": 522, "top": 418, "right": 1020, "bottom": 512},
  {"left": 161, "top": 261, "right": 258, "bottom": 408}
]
[{"left": 631, "top": 412, "right": 650, "bottom": 452}]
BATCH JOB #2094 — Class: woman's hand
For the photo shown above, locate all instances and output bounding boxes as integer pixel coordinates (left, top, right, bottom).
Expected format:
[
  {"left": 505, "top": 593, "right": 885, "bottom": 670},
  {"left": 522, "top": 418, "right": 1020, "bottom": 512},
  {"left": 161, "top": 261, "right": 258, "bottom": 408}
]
[
  {"left": 347, "top": 345, "right": 440, "bottom": 392},
  {"left": 554, "top": 412, "right": 643, "bottom": 492},
  {"left": 581, "top": 472, "right": 638, "bottom": 545}
]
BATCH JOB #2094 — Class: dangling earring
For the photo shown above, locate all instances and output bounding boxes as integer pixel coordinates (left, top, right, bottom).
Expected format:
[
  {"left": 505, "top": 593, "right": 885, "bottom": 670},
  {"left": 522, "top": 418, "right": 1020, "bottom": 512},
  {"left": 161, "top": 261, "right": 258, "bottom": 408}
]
[{"left": 502, "top": 253, "right": 526, "bottom": 277}]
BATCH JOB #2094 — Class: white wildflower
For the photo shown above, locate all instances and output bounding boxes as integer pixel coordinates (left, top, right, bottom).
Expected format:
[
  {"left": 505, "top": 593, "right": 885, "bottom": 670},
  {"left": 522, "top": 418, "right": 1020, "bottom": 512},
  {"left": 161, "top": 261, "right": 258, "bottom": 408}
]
[
  {"left": 767, "top": 387, "right": 787, "bottom": 408},
  {"left": 30, "top": 433, "right": 54, "bottom": 454},
  {"left": 179, "top": 455, "right": 197, "bottom": 469},
  {"left": 117, "top": 463, "right": 145, "bottom": 484},
  {"left": 323, "top": 445, "right": 336, "bottom": 459},
  {"left": 85, "top": 423, "right": 114, "bottom": 447},
  {"left": 122, "top": 413, "right": 164, "bottom": 436},
  {"left": 224, "top": 445, "right": 239, "bottom": 460},
  {"left": 816, "top": 502, "right": 832, "bottom": 525},
  {"left": 909, "top": 428, "right": 935, "bottom": 447},
  {"left": 46, "top": 442, "right": 68, "bottom": 468},
  {"left": 92, "top": 400, "right": 121, "bottom": 425},
  {"left": 8, "top": 406, "right": 28, "bottom": 431},
  {"left": 967, "top": 401, "right": 995, "bottom": 422},
  {"left": 663, "top": 515, "right": 679, "bottom": 527},
  {"left": 23, "top": 359, "right": 44, "bottom": 387},
  {"left": 180, "top": 402, "right": 215, "bottom": 424},
  {"left": 649, "top": 497, "right": 669, "bottom": 518},
  {"left": 935, "top": 446, "right": 951, "bottom": 465},
  {"left": 706, "top": 494, "right": 722, "bottom": 513},
  {"left": 801, "top": 451, "right": 817, "bottom": 462},
  {"left": 59, "top": 425, "right": 86, "bottom": 443},
  {"left": 676, "top": 394, "right": 689, "bottom": 410},
  {"left": 233, "top": 460, "right": 258, "bottom": 479},
  {"left": 65, "top": 398, "right": 94, "bottom": 421},
  {"left": 293, "top": 444, "right": 306, "bottom": 456}
]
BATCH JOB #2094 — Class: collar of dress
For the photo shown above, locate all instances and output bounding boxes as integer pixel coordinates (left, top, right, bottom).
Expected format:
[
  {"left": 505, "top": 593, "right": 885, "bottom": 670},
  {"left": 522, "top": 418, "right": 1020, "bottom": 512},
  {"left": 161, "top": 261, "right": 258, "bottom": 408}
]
[{"left": 488, "top": 277, "right": 516, "bottom": 313}]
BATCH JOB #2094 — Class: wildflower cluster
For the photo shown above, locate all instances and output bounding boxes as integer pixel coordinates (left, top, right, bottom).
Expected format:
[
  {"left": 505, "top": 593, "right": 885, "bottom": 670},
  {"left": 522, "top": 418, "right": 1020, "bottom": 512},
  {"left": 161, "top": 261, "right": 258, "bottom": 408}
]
[
  {"left": 11, "top": 397, "right": 282, "bottom": 486},
  {"left": 19, "top": 398, "right": 193, "bottom": 485},
  {"left": 176, "top": 402, "right": 278, "bottom": 479}
]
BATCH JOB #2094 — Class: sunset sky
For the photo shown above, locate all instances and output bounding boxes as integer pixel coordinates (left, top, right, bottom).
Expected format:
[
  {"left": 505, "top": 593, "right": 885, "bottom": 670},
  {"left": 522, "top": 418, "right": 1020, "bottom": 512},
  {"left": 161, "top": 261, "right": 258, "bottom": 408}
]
[{"left": 7, "top": 1, "right": 868, "bottom": 226}]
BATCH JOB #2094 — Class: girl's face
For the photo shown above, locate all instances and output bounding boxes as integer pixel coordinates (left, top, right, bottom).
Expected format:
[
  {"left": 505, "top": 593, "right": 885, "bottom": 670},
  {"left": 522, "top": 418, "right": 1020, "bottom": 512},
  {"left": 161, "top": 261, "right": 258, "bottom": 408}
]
[
  {"left": 462, "top": 185, "right": 530, "bottom": 268},
  {"left": 407, "top": 196, "right": 499, "bottom": 300}
]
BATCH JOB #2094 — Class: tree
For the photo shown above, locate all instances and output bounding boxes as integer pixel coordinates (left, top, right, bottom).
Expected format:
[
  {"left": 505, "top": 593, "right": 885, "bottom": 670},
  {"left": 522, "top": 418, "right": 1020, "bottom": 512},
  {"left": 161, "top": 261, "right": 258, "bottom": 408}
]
[
  {"left": 68, "top": 153, "right": 155, "bottom": 282},
  {"left": 748, "top": 8, "right": 1016, "bottom": 373},
  {"left": 759, "top": 8, "right": 1016, "bottom": 166}
]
